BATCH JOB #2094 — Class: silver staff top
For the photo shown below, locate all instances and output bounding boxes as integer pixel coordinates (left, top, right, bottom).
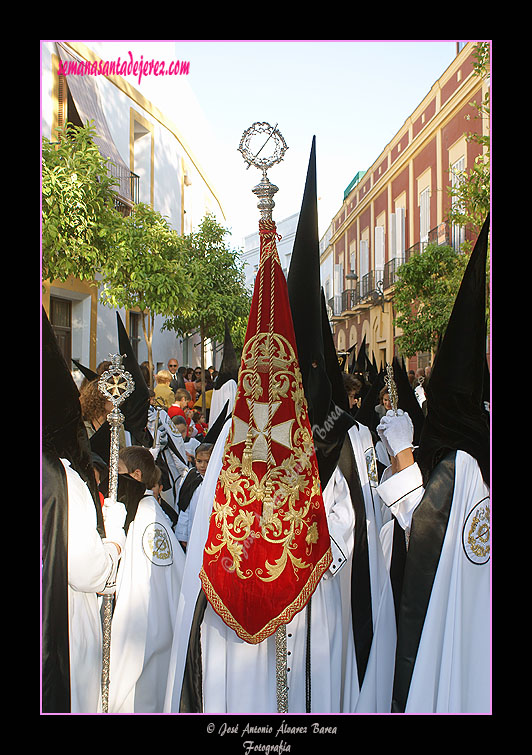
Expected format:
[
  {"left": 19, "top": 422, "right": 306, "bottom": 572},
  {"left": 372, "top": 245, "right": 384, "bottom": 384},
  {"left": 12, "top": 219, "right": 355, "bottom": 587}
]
[
  {"left": 238, "top": 122, "right": 288, "bottom": 221},
  {"left": 385, "top": 362, "right": 399, "bottom": 415},
  {"left": 98, "top": 353, "right": 135, "bottom": 503}
]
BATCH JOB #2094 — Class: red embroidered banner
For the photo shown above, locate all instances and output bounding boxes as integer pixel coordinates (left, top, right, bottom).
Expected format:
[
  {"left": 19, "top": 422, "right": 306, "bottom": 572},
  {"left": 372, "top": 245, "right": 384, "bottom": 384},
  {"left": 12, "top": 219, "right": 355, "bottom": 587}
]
[{"left": 199, "top": 219, "right": 332, "bottom": 643}]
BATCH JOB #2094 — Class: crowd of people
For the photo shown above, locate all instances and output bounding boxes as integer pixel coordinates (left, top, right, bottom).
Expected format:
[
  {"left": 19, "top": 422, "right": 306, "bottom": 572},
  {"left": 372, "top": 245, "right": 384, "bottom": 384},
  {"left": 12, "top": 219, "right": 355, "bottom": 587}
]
[
  {"left": 42, "top": 137, "right": 490, "bottom": 719},
  {"left": 43, "top": 330, "right": 490, "bottom": 717}
]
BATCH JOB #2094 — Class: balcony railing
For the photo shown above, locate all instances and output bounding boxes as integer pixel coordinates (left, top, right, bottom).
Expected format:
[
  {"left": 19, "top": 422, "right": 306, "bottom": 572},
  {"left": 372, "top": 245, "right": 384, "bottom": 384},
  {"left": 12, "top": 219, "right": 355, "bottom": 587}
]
[
  {"left": 383, "top": 257, "right": 400, "bottom": 289},
  {"left": 327, "top": 295, "right": 343, "bottom": 317},
  {"left": 404, "top": 221, "right": 454, "bottom": 263},
  {"left": 330, "top": 221, "right": 458, "bottom": 319},
  {"left": 107, "top": 160, "right": 140, "bottom": 216}
]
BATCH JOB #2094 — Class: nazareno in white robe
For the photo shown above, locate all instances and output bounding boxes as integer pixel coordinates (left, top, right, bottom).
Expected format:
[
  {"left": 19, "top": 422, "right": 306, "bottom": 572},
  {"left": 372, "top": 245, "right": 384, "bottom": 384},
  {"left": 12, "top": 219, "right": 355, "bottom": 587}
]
[
  {"left": 108, "top": 493, "right": 185, "bottom": 713},
  {"left": 339, "top": 423, "right": 397, "bottom": 713},
  {"left": 165, "top": 416, "right": 395, "bottom": 713},
  {"left": 164, "top": 413, "right": 357, "bottom": 714},
  {"left": 147, "top": 405, "right": 191, "bottom": 508},
  {"left": 208, "top": 379, "right": 237, "bottom": 428},
  {"left": 377, "top": 450, "right": 491, "bottom": 713},
  {"left": 61, "top": 458, "right": 121, "bottom": 714}
]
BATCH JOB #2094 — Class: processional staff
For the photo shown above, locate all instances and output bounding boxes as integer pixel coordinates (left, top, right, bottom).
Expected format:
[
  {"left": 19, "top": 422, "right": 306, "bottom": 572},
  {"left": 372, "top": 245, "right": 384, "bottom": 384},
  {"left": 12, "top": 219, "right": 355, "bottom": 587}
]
[
  {"left": 238, "top": 121, "right": 290, "bottom": 714},
  {"left": 97, "top": 353, "right": 135, "bottom": 713},
  {"left": 385, "top": 361, "right": 399, "bottom": 415}
]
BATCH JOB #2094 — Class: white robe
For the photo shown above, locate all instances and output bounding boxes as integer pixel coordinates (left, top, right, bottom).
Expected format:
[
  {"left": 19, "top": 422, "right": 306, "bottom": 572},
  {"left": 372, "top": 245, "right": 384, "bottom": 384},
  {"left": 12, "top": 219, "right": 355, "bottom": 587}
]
[
  {"left": 61, "top": 458, "right": 119, "bottom": 714},
  {"left": 339, "top": 423, "right": 396, "bottom": 713},
  {"left": 209, "top": 379, "right": 237, "bottom": 427},
  {"left": 164, "top": 415, "right": 233, "bottom": 713},
  {"left": 165, "top": 434, "right": 355, "bottom": 714},
  {"left": 108, "top": 493, "right": 185, "bottom": 713},
  {"left": 148, "top": 406, "right": 190, "bottom": 509},
  {"left": 377, "top": 450, "right": 491, "bottom": 713},
  {"left": 175, "top": 483, "right": 202, "bottom": 544}
]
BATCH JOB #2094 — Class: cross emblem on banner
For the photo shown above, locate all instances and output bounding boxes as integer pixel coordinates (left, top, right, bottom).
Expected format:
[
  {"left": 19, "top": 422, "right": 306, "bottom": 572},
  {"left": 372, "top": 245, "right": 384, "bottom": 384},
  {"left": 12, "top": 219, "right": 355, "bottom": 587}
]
[{"left": 231, "top": 399, "right": 294, "bottom": 463}]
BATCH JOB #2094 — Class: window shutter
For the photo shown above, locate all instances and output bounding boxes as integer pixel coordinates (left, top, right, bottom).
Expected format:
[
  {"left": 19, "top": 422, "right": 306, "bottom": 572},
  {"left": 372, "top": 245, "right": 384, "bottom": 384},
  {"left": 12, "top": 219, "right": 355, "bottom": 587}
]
[
  {"left": 395, "top": 208, "right": 405, "bottom": 261},
  {"left": 375, "top": 226, "right": 385, "bottom": 279},
  {"left": 360, "top": 240, "right": 369, "bottom": 279},
  {"left": 57, "top": 72, "right": 67, "bottom": 129},
  {"left": 420, "top": 188, "right": 430, "bottom": 243}
]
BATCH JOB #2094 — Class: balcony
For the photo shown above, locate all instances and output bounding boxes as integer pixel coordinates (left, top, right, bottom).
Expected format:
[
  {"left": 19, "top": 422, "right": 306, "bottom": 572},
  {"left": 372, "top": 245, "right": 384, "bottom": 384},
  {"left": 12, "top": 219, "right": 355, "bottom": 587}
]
[
  {"left": 108, "top": 161, "right": 140, "bottom": 216},
  {"left": 341, "top": 270, "right": 381, "bottom": 309},
  {"left": 383, "top": 257, "right": 399, "bottom": 289},
  {"left": 327, "top": 295, "right": 343, "bottom": 318},
  {"left": 331, "top": 221, "right": 459, "bottom": 319},
  {"left": 404, "top": 221, "right": 453, "bottom": 263}
]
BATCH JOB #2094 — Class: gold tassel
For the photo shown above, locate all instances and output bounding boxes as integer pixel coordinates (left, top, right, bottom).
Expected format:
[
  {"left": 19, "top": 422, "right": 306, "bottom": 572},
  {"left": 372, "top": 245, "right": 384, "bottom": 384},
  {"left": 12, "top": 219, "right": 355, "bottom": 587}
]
[
  {"left": 242, "top": 428, "right": 254, "bottom": 476},
  {"left": 261, "top": 481, "right": 274, "bottom": 527}
]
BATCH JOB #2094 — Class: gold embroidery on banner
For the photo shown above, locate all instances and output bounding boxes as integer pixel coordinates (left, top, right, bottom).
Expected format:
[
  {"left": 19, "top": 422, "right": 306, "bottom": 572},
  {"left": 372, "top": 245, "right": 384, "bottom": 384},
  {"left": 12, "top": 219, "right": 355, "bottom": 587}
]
[
  {"left": 199, "top": 545, "right": 332, "bottom": 644},
  {"left": 204, "top": 327, "right": 325, "bottom": 584},
  {"left": 306, "top": 522, "right": 319, "bottom": 546}
]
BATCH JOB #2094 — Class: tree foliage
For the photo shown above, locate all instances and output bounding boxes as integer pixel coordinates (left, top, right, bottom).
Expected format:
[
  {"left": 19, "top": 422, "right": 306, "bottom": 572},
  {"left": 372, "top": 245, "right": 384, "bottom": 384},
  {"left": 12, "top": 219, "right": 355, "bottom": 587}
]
[
  {"left": 163, "top": 213, "right": 251, "bottom": 406},
  {"left": 100, "top": 202, "right": 193, "bottom": 384},
  {"left": 42, "top": 122, "right": 126, "bottom": 283},
  {"left": 100, "top": 202, "right": 192, "bottom": 314},
  {"left": 446, "top": 42, "right": 490, "bottom": 246},
  {"left": 42, "top": 124, "right": 251, "bottom": 381},
  {"left": 163, "top": 213, "right": 251, "bottom": 349},
  {"left": 393, "top": 244, "right": 469, "bottom": 358}
]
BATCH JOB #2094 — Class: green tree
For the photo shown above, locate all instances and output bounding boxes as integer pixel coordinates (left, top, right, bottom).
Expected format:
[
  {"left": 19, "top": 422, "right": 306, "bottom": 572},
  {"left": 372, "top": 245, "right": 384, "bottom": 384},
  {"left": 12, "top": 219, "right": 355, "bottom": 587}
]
[
  {"left": 100, "top": 202, "right": 193, "bottom": 386},
  {"left": 163, "top": 213, "right": 251, "bottom": 406},
  {"left": 447, "top": 42, "right": 490, "bottom": 246},
  {"left": 42, "top": 121, "right": 126, "bottom": 283},
  {"left": 393, "top": 243, "right": 469, "bottom": 358}
]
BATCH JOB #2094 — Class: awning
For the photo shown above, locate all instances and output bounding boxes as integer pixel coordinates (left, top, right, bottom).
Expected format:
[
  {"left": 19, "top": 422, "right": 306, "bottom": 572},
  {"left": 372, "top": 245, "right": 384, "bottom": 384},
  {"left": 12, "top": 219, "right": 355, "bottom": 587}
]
[{"left": 55, "top": 42, "right": 133, "bottom": 202}]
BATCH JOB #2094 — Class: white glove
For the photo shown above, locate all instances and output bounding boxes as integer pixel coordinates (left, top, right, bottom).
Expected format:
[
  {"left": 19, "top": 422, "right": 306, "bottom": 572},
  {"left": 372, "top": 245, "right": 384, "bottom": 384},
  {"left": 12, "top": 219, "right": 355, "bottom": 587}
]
[
  {"left": 376, "top": 415, "right": 395, "bottom": 458},
  {"left": 376, "top": 409, "right": 414, "bottom": 457},
  {"left": 155, "top": 425, "right": 168, "bottom": 449},
  {"left": 102, "top": 499, "right": 127, "bottom": 550}
]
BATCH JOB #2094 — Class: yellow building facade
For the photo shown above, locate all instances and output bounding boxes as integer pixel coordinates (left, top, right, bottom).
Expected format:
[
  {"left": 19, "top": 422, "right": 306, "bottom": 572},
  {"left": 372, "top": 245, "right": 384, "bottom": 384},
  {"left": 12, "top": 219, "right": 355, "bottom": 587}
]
[{"left": 321, "top": 41, "right": 489, "bottom": 372}]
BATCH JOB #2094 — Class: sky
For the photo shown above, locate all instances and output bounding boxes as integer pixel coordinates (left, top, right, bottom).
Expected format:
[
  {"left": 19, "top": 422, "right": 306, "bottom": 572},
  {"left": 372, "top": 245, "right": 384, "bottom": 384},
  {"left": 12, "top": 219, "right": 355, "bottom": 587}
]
[{"left": 90, "top": 40, "right": 461, "bottom": 248}]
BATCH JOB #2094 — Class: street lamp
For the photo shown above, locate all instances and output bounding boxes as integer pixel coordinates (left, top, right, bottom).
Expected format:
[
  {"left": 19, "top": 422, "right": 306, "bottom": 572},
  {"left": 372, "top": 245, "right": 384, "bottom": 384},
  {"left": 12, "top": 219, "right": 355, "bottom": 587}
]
[{"left": 372, "top": 279, "right": 385, "bottom": 311}]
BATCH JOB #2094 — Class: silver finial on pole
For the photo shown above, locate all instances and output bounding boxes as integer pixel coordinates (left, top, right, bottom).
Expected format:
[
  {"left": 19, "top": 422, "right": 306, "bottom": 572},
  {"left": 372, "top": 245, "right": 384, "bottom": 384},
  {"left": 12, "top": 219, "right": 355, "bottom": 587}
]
[
  {"left": 238, "top": 122, "right": 288, "bottom": 221},
  {"left": 97, "top": 353, "right": 134, "bottom": 713},
  {"left": 98, "top": 354, "right": 135, "bottom": 504},
  {"left": 385, "top": 362, "right": 399, "bottom": 415}
]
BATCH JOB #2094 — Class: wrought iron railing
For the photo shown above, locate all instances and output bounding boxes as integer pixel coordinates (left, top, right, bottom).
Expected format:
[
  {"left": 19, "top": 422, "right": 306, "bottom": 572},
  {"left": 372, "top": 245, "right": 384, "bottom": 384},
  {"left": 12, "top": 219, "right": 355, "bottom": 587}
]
[
  {"left": 107, "top": 161, "right": 140, "bottom": 213},
  {"left": 332, "top": 221, "right": 459, "bottom": 317}
]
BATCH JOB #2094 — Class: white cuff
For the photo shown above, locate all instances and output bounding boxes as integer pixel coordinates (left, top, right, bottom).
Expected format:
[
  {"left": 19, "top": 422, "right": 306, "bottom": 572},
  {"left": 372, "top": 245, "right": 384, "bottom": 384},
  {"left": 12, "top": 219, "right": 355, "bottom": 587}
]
[
  {"left": 376, "top": 462, "right": 424, "bottom": 531},
  {"left": 98, "top": 541, "right": 122, "bottom": 594},
  {"left": 323, "top": 534, "right": 349, "bottom": 580}
]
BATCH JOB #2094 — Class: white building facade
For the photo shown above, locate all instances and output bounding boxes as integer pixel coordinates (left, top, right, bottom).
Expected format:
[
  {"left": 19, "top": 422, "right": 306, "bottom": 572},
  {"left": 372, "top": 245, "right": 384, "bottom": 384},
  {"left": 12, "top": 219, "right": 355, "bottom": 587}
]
[{"left": 41, "top": 40, "right": 226, "bottom": 375}]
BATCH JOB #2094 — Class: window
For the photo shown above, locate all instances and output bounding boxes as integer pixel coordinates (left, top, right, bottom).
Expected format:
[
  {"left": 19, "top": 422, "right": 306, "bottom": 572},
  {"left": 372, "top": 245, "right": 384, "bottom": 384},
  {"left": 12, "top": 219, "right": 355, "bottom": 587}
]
[
  {"left": 450, "top": 156, "right": 466, "bottom": 251},
  {"left": 359, "top": 239, "right": 369, "bottom": 296},
  {"left": 50, "top": 297, "right": 72, "bottom": 365},
  {"left": 374, "top": 226, "right": 385, "bottom": 282},
  {"left": 392, "top": 208, "right": 406, "bottom": 262},
  {"left": 131, "top": 112, "right": 154, "bottom": 206},
  {"left": 334, "top": 263, "right": 344, "bottom": 294},
  {"left": 419, "top": 187, "right": 431, "bottom": 244}
]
